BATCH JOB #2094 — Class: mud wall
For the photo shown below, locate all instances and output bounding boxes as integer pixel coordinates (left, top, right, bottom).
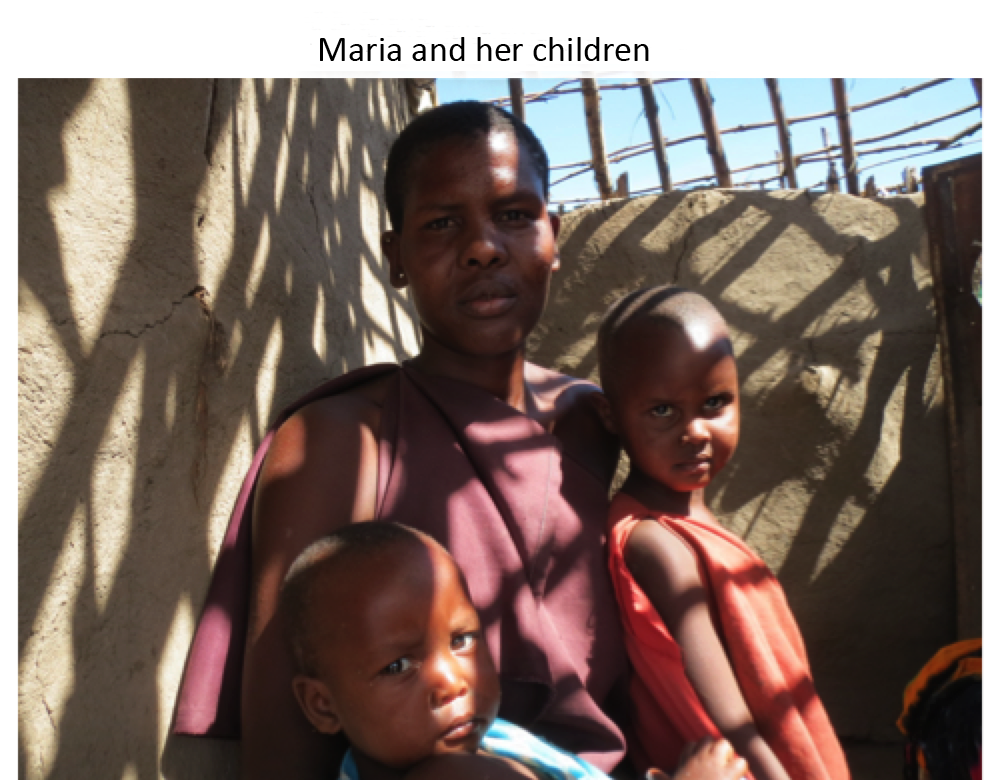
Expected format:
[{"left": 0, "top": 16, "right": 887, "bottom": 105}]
[
  {"left": 19, "top": 79, "right": 421, "bottom": 780},
  {"left": 532, "top": 190, "right": 954, "bottom": 749}
]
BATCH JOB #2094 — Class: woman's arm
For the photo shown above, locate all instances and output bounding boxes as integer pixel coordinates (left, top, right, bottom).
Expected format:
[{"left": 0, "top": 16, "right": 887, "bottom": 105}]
[
  {"left": 406, "top": 753, "right": 539, "bottom": 780},
  {"left": 624, "top": 520, "right": 791, "bottom": 780},
  {"left": 241, "top": 390, "right": 385, "bottom": 780}
]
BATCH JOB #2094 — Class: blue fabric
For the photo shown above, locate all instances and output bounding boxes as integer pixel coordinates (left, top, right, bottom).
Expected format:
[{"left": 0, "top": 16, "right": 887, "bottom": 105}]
[
  {"left": 337, "top": 718, "right": 612, "bottom": 780},
  {"left": 481, "top": 718, "right": 613, "bottom": 779}
]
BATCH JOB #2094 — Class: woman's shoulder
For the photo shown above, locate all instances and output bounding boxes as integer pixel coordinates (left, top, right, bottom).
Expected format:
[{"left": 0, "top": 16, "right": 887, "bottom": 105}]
[
  {"left": 525, "top": 362, "right": 601, "bottom": 412},
  {"left": 259, "top": 367, "right": 398, "bottom": 505},
  {"left": 526, "top": 363, "right": 618, "bottom": 483},
  {"left": 278, "top": 367, "right": 398, "bottom": 439}
]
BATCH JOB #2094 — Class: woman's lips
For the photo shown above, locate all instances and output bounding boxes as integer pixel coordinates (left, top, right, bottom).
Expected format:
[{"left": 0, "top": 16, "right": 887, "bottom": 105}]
[
  {"left": 458, "top": 279, "right": 518, "bottom": 318},
  {"left": 461, "top": 295, "right": 517, "bottom": 318}
]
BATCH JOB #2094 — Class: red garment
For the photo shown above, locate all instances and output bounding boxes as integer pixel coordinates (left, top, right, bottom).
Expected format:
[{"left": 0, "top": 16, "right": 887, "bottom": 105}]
[
  {"left": 607, "top": 493, "right": 849, "bottom": 780},
  {"left": 174, "top": 363, "right": 629, "bottom": 772}
]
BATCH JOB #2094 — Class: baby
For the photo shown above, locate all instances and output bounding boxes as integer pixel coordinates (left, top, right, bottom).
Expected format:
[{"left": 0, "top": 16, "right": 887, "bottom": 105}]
[
  {"left": 592, "top": 287, "right": 851, "bottom": 780},
  {"left": 280, "top": 521, "right": 748, "bottom": 780}
]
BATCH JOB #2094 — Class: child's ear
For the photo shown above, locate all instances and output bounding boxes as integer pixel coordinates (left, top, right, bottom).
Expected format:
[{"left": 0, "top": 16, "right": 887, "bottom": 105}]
[
  {"left": 588, "top": 391, "right": 617, "bottom": 435},
  {"left": 292, "top": 674, "right": 343, "bottom": 735},
  {"left": 382, "top": 230, "right": 407, "bottom": 289}
]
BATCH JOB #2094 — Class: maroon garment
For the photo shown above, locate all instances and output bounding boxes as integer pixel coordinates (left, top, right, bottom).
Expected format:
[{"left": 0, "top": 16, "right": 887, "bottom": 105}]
[{"left": 173, "top": 363, "right": 628, "bottom": 771}]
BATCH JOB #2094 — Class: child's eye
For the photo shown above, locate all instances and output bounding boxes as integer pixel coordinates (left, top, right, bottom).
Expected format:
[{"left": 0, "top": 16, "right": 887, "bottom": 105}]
[
  {"left": 380, "top": 657, "right": 416, "bottom": 676},
  {"left": 704, "top": 394, "right": 730, "bottom": 412},
  {"left": 650, "top": 404, "right": 675, "bottom": 418},
  {"left": 451, "top": 631, "right": 478, "bottom": 652},
  {"left": 499, "top": 209, "right": 529, "bottom": 222}
]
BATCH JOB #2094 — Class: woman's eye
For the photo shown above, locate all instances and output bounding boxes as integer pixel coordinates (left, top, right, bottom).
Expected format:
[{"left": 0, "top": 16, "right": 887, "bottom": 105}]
[
  {"left": 500, "top": 209, "right": 528, "bottom": 222},
  {"left": 651, "top": 404, "right": 674, "bottom": 418},
  {"left": 451, "top": 631, "right": 478, "bottom": 652},
  {"left": 426, "top": 217, "right": 453, "bottom": 230},
  {"left": 381, "top": 657, "right": 415, "bottom": 676}
]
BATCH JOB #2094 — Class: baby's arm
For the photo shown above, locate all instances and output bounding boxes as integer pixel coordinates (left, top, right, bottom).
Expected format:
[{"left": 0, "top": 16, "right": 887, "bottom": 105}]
[{"left": 625, "top": 520, "right": 792, "bottom": 780}]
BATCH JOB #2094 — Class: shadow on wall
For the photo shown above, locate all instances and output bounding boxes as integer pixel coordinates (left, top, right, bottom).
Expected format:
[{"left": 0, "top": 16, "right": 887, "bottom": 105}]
[
  {"left": 531, "top": 190, "right": 955, "bottom": 743},
  {"left": 18, "top": 79, "right": 420, "bottom": 780}
]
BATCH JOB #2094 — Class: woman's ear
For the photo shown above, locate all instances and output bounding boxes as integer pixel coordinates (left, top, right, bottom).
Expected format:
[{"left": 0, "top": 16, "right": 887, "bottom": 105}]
[
  {"left": 549, "top": 212, "right": 561, "bottom": 271},
  {"left": 588, "top": 391, "right": 617, "bottom": 435},
  {"left": 382, "top": 231, "right": 408, "bottom": 289},
  {"left": 292, "top": 675, "right": 343, "bottom": 735}
]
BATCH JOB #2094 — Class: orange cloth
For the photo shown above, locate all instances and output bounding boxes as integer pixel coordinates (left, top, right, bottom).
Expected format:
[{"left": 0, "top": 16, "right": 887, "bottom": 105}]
[{"left": 607, "top": 493, "right": 849, "bottom": 780}]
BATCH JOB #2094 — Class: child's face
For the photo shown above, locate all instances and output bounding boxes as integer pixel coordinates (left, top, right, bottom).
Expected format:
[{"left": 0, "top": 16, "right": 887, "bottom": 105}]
[
  {"left": 382, "top": 130, "right": 560, "bottom": 360},
  {"left": 294, "top": 539, "right": 500, "bottom": 771},
  {"left": 605, "top": 321, "right": 740, "bottom": 494}
]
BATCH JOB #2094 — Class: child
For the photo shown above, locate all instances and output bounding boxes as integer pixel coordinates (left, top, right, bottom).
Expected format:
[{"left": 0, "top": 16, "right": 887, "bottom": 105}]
[
  {"left": 279, "top": 521, "right": 750, "bottom": 780},
  {"left": 591, "top": 286, "right": 850, "bottom": 780},
  {"left": 898, "top": 639, "right": 981, "bottom": 780}
]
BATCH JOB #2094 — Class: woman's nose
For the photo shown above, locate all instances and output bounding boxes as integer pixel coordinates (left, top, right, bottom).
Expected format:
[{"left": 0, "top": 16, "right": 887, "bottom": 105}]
[
  {"left": 461, "top": 223, "right": 506, "bottom": 269},
  {"left": 427, "top": 653, "right": 469, "bottom": 710}
]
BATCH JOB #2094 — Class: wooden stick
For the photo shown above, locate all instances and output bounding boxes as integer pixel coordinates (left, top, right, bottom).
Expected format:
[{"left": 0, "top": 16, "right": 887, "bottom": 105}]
[
  {"left": 638, "top": 78, "right": 672, "bottom": 192},
  {"left": 800, "top": 133, "right": 982, "bottom": 164},
  {"left": 580, "top": 78, "right": 614, "bottom": 200},
  {"left": 491, "top": 77, "right": 685, "bottom": 107},
  {"left": 821, "top": 127, "right": 840, "bottom": 193},
  {"left": 728, "top": 156, "right": 798, "bottom": 177},
  {"left": 850, "top": 78, "right": 952, "bottom": 112},
  {"left": 690, "top": 78, "right": 732, "bottom": 187},
  {"left": 936, "top": 122, "right": 982, "bottom": 149},
  {"left": 507, "top": 79, "right": 525, "bottom": 122},
  {"left": 551, "top": 130, "right": 705, "bottom": 171},
  {"left": 831, "top": 78, "right": 860, "bottom": 195},
  {"left": 616, "top": 172, "right": 630, "bottom": 198},
  {"left": 765, "top": 79, "right": 797, "bottom": 188},
  {"left": 857, "top": 104, "right": 980, "bottom": 146},
  {"left": 903, "top": 166, "right": 919, "bottom": 193},
  {"left": 492, "top": 79, "right": 578, "bottom": 107},
  {"left": 972, "top": 78, "right": 982, "bottom": 106}
]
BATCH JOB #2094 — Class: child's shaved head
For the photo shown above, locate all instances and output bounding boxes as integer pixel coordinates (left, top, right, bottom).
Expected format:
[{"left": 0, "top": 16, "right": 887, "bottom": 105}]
[
  {"left": 281, "top": 522, "right": 432, "bottom": 676},
  {"left": 597, "top": 286, "right": 731, "bottom": 400},
  {"left": 383, "top": 100, "right": 550, "bottom": 232},
  {"left": 283, "top": 522, "right": 500, "bottom": 766}
]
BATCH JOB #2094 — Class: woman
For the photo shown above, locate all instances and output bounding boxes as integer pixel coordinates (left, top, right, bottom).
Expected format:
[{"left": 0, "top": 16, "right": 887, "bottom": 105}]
[{"left": 176, "top": 102, "right": 628, "bottom": 780}]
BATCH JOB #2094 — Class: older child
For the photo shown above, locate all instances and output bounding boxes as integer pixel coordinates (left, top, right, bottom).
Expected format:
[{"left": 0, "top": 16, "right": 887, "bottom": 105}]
[
  {"left": 591, "top": 287, "right": 850, "bottom": 780},
  {"left": 280, "top": 521, "right": 749, "bottom": 780}
]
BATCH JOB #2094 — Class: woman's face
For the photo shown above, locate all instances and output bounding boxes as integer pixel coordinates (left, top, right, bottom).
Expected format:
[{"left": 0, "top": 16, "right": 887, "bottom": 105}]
[{"left": 382, "top": 130, "right": 560, "bottom": 360}]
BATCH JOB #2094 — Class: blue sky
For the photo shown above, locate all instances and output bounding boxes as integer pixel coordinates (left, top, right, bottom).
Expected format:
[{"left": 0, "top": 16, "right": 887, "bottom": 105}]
[{"left": 436, "top": 78, "right": 982, "bottom": 205}]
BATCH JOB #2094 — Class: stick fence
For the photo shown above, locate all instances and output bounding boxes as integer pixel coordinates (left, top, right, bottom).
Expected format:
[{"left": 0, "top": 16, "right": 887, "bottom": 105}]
[{"left": 488, "top": 77, "right": 978, "bottom": 203}]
